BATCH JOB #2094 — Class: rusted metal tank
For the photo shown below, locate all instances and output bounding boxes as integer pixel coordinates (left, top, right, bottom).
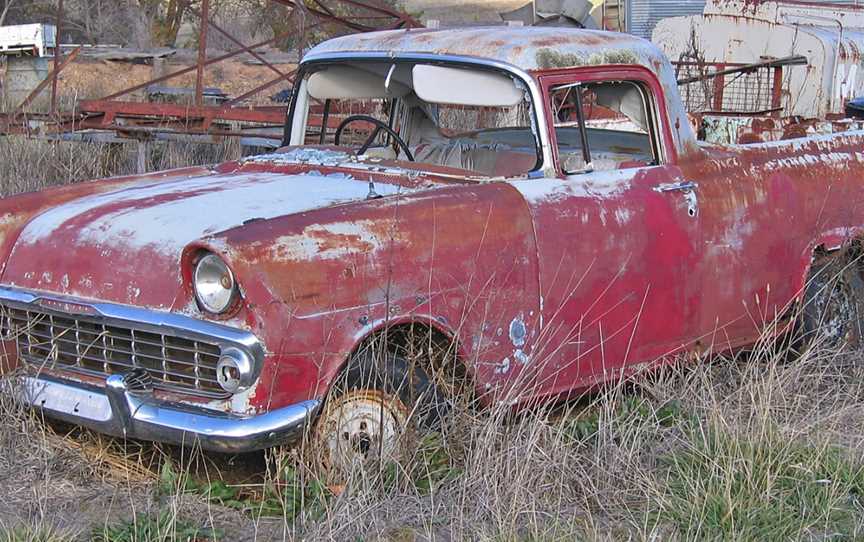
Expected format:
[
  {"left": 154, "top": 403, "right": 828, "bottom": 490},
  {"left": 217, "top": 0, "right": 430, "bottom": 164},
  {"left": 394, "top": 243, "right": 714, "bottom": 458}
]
[{"left": 654, "top": 0, "right": 864, "bottom": 120}]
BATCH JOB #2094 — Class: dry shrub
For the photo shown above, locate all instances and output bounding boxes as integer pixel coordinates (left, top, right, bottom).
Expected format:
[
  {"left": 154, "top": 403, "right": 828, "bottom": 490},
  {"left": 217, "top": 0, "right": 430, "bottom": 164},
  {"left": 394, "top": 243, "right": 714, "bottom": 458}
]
[{"left": 0, "top": 136, "right": 131, "bottom": 196}]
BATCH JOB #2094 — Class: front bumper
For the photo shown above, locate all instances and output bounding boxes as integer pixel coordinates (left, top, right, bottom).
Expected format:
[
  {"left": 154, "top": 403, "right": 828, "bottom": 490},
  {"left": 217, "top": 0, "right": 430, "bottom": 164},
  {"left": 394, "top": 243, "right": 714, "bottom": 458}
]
[{"left": 15, "top": 373, "right": 320, "bottom": 453}]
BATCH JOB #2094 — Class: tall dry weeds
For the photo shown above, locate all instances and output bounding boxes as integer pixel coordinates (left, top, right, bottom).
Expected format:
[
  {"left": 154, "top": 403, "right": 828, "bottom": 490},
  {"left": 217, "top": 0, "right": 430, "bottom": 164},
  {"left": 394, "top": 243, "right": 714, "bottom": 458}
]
[{"left": 0, "top": 136, "right": 242, "bottom": 197}]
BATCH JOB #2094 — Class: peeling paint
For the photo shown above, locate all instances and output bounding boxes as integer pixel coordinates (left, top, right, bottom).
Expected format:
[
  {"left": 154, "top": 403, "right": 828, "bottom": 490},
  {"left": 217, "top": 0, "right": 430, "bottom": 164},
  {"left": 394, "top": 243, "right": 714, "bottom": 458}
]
[
  {"left": 509, "top": 314, "right": 527, "bottom": 347},
  {"left": 5, "top": 170, "right": 406, "bottom": 307},
  {"left": 267, "top": 220, "right": 386, "bottom": 261},
  {"left": 494, "top": 357, "right": 511, "bottom": 375}
]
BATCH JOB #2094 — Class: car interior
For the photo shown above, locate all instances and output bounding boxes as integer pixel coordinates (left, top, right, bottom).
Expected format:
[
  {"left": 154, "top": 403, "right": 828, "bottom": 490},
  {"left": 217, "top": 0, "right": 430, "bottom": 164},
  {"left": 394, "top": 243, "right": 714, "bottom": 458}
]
[{"left": 292, "top": 60, "right": 656, "bottom": 178}]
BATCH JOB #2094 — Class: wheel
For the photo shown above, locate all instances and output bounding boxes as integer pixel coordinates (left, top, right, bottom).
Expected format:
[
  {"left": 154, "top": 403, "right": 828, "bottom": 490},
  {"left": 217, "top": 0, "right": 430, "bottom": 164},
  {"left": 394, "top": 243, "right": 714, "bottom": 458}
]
[
  {"left": 311, "top": 343, "right": 448, "bottom": 479},
  {"left": 798, "top": 252, "right": 864, "bottom": 350}
]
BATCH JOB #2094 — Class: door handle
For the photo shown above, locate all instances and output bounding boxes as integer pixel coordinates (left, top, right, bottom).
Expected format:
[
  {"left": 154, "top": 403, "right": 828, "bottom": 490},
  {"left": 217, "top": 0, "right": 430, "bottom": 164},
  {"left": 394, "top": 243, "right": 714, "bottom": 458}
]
[
  {"left": 654, "top": 180, "right": 698, "bottom": 193},
  {"left": 654, "top": 180, "right": 699, "bottom": 218}
]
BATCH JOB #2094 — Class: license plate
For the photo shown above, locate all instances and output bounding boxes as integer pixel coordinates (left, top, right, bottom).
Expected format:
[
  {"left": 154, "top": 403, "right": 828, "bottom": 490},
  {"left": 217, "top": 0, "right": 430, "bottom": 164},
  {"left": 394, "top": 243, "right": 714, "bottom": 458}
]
[{"left": 20, "top": 377, "right": 113, "bottom": 423}]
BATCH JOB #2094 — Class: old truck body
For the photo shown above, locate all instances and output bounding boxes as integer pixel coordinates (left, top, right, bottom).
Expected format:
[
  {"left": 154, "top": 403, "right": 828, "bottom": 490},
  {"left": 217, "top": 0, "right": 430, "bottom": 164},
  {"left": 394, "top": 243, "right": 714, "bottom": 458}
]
[
  {"left": 1, "top": 26, "right": 862, "bottom": 453},
  {"left": 655, "top": 0, "right": 864, "bottom": 144}
]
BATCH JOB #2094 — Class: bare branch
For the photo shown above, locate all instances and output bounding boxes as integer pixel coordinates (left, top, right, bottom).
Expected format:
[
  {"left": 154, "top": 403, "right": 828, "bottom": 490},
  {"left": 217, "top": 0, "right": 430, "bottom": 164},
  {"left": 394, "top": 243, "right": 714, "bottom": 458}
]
[{"left": 0, "top": 0, "right": 17, "bottom": 27}]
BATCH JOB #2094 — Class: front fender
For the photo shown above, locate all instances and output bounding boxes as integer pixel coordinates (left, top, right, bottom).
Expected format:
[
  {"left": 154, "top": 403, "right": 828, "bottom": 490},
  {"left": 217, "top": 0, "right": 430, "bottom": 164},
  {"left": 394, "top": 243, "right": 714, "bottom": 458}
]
[{"left": 194, "top": 183, "right": 541, "bottom": 411}]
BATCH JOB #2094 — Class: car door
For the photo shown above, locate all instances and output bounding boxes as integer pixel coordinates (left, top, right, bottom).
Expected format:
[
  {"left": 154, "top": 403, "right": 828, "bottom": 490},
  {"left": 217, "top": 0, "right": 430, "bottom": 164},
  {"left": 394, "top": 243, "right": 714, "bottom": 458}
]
[
  {"left": 506, "top": 67, "right": 704, "bottom": 399},
  {"left": 690, "top": 154, "right": 810, "bottom": 351}
]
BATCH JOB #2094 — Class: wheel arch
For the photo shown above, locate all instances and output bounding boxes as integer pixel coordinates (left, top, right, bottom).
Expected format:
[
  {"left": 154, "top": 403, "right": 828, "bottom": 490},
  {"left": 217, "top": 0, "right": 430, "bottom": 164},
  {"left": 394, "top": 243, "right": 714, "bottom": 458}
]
[
  {"left": 328, "top": 315, "right": 478, "bottom": 400},
  {"left": 800, "top": 227, "right": 864, "bottom": 297}
]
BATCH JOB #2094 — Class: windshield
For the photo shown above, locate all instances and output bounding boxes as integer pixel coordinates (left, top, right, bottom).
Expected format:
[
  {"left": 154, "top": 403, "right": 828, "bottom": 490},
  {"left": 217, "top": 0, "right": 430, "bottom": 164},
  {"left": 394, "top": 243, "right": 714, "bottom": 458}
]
[{"left": 287, "top": 60, "right": 540, "bottom": 178}]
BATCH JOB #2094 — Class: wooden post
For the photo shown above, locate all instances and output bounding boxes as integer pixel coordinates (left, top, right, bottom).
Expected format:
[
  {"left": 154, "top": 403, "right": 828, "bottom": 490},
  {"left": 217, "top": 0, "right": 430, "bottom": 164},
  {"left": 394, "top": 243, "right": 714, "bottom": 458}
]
[{"left": 137, "top": 140, "right": 148, "bottom": 174}]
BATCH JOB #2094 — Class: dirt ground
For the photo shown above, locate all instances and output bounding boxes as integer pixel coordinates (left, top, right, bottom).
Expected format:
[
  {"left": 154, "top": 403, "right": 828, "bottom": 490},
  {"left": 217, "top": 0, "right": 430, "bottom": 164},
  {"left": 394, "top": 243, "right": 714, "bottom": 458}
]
[{"left": 0, "top": 408, "right": 288, "bottom": 540}]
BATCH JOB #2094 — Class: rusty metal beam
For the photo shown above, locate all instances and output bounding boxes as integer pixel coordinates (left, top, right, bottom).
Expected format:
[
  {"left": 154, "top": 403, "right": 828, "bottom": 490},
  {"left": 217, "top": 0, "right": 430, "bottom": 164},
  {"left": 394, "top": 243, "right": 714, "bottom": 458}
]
[
  {"left": 9, "top": 46, "right": 82, "bottom": 118},
  {"left": 712, "top": 64, "right": 725, "bottom": 112},
  {"left": 771, "top": 66, "right": 784, "bottom": 118},
  {"left": 51, "top": 0, "right": 64, "bottom": 114},
  {"left": 195, "top": 0, "right": 210, "bottom": 107},
  {"left": 76, "top": 100, "right": 288, "bottom": 124},
  {"left": 98, "top": 29, "right": 297, "bottom": 102},
  {"left": 190, "top": 8, "right": 288, "bottom": 80}
]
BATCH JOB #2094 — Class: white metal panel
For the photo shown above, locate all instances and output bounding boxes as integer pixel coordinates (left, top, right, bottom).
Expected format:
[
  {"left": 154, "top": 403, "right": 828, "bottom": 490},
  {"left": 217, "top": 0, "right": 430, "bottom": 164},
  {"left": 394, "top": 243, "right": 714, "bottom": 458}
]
[
  {"left": 627, "top": 0, "right": 706, "bottom": 39},
  {"left": 653, "top": 6, "right": 864, "bottom": 118},
  {"left": 0, "top": 24, "right": 56, "bottom": 57}
]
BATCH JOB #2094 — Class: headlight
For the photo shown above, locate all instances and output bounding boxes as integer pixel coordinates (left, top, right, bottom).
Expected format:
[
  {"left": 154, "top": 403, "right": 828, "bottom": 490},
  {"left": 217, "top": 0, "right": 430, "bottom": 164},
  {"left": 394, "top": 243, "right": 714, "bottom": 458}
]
[{"left": 193, "top": 253, "right": 237, "bottom": 314}]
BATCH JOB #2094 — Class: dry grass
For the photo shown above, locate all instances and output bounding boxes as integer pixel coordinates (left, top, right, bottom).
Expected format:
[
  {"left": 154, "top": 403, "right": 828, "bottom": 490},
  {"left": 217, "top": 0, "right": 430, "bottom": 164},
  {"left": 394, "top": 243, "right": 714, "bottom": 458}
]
[
  {"left": 2, "top": 328, "right": 863, "bottom": 541},
  {"left": 1, "top": 138, "right": 864, "bottom": 541},
  {"left": 0, "top": 135, "right": 242, "bottom": 197}
]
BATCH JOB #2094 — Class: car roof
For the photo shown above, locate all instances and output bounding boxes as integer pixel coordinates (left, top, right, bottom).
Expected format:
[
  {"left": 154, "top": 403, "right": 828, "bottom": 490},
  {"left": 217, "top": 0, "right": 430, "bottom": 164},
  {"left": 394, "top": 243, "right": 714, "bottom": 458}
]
[
  {"left": 303, "top": 26, "right": 699, "bottom": 156},
  {"left": 304, "top": 26, "right": 669, "bottom": 73}
]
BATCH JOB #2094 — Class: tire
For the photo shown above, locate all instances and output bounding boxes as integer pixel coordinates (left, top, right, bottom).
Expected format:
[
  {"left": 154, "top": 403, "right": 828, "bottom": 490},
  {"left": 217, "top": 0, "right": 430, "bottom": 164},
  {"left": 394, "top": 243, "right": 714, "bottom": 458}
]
[
  {"left": 310, "top": 342, "right": 449, "bottom": 478},
  {"left": 798, "top": 252, "right": 864, "bottom": 351}
]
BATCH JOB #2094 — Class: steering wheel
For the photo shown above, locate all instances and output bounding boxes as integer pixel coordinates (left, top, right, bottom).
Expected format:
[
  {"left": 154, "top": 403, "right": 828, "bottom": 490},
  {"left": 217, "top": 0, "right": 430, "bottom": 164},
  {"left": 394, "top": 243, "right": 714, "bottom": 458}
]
[{"left": 334, "top": 115, "right": 415, "bottom": 162}]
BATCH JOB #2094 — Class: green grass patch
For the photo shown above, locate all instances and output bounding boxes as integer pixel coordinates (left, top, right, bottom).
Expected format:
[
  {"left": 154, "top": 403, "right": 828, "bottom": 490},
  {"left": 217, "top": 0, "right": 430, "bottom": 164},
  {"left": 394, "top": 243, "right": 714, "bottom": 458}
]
[
  {"left": 563, "top": 396, "right": 690, "bottom": 442},
  {"left": 658, "top": 423, "right": 864, "bottom": 540},
  {"left": 158, "top": 457, "right": 329, "bottom": 520},
  {"left": 381, "top": 432, "right": 463, "bottom": 494},
  {"left": 92, "top": 510, "right": 219, "bottom": 542}
]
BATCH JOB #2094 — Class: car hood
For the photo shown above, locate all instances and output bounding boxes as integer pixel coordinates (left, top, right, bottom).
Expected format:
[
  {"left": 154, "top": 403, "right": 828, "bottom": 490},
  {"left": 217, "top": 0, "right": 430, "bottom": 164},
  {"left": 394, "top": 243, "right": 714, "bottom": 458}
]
[{"left": 1, "top": 169, "right": 405, "bottom": 309}]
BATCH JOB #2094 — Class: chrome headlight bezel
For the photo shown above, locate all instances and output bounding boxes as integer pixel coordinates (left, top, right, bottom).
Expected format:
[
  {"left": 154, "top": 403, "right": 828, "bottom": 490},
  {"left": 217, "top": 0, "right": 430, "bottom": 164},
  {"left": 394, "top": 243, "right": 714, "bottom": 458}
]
[
  {"left": 193, "top": 253, "right": 238, "bottom": 314},
  {"left": 216, "top": 346, "right": 255, "bottom": 393}
]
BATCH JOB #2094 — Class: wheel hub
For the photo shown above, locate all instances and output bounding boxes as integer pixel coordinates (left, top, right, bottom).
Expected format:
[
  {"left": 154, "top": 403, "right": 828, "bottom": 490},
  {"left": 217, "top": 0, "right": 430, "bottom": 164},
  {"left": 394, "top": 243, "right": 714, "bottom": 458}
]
[{"left": 316, "top": 389, "right": 409, "bottom": 475}]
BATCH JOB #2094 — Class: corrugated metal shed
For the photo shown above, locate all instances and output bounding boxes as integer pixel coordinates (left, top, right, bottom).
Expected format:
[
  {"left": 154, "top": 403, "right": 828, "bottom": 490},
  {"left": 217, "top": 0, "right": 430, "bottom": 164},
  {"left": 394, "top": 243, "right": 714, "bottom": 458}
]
[{"left": 627, "top": 0, "right": 706, "bottom": 39}]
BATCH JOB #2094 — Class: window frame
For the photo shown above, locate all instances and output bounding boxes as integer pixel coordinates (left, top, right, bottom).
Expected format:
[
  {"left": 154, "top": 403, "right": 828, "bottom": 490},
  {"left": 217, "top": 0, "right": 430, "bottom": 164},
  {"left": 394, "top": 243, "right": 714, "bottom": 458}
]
[
  {"left": 284, "top": 54, "right": 554, "bottom": 178},
  {"left": 537, "top": 65, "right": 678, "bottom": 177}
]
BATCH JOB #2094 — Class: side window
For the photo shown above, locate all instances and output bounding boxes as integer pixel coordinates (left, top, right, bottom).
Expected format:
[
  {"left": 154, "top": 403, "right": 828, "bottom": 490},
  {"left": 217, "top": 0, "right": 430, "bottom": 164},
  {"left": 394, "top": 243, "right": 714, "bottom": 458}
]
[{"left": 548, "top": 80, "right": 660, "bottom": 174}]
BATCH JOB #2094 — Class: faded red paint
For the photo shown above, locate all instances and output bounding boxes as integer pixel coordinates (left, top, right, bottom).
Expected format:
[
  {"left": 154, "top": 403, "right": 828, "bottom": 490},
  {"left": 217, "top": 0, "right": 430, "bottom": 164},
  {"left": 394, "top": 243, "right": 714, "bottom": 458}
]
[{"left": 3, "top": 30, "right": 864, "bottom": 420}]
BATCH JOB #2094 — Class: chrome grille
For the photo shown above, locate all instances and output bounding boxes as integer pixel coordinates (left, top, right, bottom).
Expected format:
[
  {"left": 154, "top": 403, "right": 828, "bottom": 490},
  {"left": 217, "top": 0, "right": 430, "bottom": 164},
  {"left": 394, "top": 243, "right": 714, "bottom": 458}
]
[{"left": 1, "top": 306, "right": 228, "bottom": 397}]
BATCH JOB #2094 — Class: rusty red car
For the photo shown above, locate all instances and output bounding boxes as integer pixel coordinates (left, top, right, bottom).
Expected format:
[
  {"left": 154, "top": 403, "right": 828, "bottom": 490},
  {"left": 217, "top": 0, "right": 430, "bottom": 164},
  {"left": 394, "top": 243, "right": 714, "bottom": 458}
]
[{"left": 1, "top": 27, "right": 862, "bottom": 468}]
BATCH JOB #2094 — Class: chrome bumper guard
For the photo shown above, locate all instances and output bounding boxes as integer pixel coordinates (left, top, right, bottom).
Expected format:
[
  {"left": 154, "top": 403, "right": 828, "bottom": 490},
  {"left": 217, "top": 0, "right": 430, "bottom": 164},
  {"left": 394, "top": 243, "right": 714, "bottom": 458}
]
[{"left": 15, "top": 373, "right": 320, "bottom": 453}]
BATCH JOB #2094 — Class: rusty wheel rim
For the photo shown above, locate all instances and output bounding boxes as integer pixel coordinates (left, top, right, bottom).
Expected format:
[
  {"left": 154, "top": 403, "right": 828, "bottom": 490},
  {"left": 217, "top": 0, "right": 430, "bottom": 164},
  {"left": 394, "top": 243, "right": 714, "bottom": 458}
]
[
  {"left": 315, "top": 389, "right": 409, "bottom": 476},
  {"left": 812, "top": 271, "right": 857, "bottom": 347}
]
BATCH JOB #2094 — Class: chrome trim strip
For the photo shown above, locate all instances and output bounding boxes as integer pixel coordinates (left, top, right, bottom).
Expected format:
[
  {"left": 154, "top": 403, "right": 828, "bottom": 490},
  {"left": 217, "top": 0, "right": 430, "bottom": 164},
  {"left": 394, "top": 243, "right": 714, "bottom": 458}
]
[
  {"left": 0, "top": 285, "right": 266, "bottom": 393},
  {"left": 297, "top": 51, "right": 557, "bottom": 177},
  {"left": 15, "top": 374, "right": 320, "bottom": 453}
]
